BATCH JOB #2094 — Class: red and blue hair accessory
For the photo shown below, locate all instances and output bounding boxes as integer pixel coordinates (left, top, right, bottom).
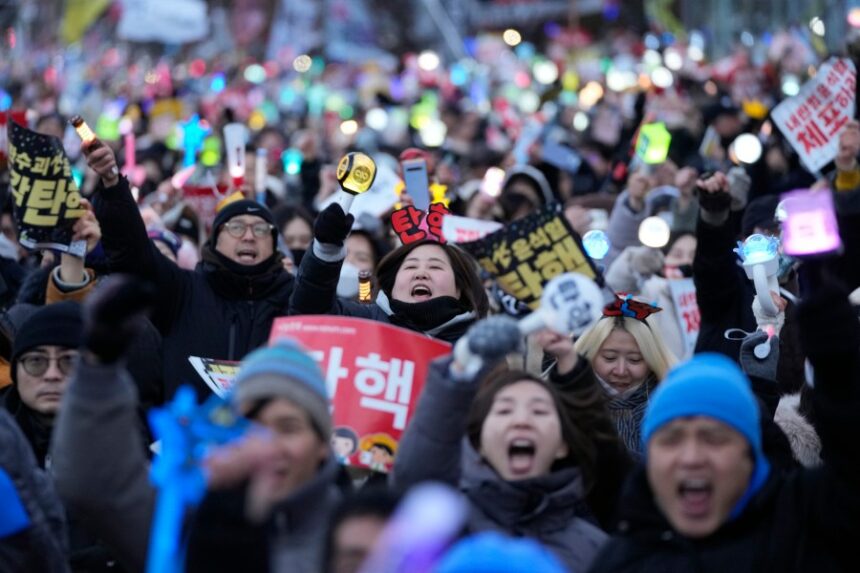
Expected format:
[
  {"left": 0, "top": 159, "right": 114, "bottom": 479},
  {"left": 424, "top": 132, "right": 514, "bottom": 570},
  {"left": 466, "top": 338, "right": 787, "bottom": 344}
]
[{"left": 603, "top": 294, "right": 662, "bottom": 321}]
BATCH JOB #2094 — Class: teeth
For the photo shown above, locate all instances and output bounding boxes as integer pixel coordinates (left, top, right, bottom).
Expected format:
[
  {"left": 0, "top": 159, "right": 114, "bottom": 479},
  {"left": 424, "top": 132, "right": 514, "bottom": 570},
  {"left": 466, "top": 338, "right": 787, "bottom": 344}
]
[{"left": 511, "top": 439, "right": 533, "bottom": 447}]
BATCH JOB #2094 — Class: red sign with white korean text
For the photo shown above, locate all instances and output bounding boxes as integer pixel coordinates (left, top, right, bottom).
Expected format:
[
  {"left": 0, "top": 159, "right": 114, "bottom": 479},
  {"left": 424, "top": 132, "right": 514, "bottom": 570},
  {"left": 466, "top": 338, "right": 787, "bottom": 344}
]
[
  {"left": 269, "top": 316, "right": 452, "bottom": 473},
  {"left": 772, "top": 57, "right": 857, "bottom": 174}
]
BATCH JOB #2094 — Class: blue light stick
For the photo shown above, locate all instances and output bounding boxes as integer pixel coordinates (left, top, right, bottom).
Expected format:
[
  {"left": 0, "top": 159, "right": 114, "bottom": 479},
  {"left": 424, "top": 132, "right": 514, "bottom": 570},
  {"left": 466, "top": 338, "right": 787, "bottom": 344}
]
[
  {"left": 146, "top": 386, "right": 248, "bottom": 573},
  {"left": 181, "top": 115, "right": 209, "bottom": 168}
]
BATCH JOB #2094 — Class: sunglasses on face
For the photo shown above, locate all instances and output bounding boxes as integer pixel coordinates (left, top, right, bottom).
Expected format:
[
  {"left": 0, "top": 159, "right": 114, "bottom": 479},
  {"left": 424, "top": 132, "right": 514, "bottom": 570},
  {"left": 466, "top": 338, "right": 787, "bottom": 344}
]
[
  {"left": 223, "top": 221, "right": 274, "bottom": 239},
  {"left": 19, "top": 353, "right": 79, "bottom": 377}
]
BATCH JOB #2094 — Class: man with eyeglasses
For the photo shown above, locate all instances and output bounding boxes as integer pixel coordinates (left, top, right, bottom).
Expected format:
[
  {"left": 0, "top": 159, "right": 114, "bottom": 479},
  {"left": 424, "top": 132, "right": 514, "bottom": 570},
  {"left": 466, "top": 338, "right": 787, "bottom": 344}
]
[
  {"left": 82, "top": 142, "right": 294, "bottom": 400},
  {"left": 1, "top": 301, "right": 82, "bottom": 469}
]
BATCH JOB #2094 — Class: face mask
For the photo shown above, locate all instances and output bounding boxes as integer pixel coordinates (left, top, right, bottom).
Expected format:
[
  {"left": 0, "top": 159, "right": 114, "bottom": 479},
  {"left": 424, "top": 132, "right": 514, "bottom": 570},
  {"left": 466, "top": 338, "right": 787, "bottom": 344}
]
[{"left": 336, "top": 262, "right": 360, "bottom": 299}]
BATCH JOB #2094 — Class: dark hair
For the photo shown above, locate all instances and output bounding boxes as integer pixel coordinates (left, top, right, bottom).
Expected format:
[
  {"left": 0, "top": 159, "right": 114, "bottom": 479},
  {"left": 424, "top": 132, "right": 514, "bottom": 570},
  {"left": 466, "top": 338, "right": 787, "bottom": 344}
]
[
  {"left": 376, "top": 239, "right": 489, "bottom": 317},
  {"left": 466, "top": 370, "right": 608, "bottom": 491},
  {"left": 332, "top": 426, "right": 358, "bottom": 449},
  {"left": 322, "top": 488, "right": 400, "bottom": 573},
  {"left": 273, "top": 204, "right": 314, "bottom": 234}
]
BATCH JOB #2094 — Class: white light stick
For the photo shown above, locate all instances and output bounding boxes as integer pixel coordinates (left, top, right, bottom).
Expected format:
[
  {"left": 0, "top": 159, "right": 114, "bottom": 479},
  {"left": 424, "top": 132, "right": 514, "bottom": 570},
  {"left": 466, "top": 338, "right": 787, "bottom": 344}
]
[
  {"left": 223, "top": 123, "right": 248, "bottom": 190},
  {"left": 518, "top": 273, "right": 605, "bottom": 337},
  {"left": 254, "top": 148, "right": 267, "bottom": 204}
]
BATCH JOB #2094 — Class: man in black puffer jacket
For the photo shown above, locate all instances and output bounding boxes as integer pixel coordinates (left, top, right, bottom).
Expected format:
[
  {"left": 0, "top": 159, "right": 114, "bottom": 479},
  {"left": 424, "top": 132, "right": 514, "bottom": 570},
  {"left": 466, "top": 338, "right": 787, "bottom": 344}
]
[{"left": 82, "top": 142, "right": 293, "bottom": 400}]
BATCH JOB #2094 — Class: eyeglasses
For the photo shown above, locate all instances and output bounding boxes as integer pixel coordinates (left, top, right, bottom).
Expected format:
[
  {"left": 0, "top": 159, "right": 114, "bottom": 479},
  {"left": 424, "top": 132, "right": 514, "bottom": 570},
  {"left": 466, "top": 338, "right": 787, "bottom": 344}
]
[
  {"left": 19, "top": 353, "right": 78, "bottom": 377},
  {"left": 223, "top": 221, "right": 274, "bottom": 239}
]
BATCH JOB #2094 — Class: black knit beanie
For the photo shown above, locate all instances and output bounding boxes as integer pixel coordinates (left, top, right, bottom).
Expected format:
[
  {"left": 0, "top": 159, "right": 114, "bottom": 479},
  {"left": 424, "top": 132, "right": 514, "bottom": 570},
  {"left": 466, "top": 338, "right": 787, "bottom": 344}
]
[
  {"left": 11, "top": 301, "right": 83, "bottom": 384},
  {"left": 211, "top": 200, "right": 277, "bottom": 244}
]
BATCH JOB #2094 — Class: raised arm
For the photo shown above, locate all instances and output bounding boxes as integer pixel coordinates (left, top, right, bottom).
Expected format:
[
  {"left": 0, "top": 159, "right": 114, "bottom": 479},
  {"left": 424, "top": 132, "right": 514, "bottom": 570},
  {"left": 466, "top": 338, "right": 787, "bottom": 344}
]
[
  {"left": 795, "top": 270, "right": 860, "bottom": 540},
  {"left": 83, "top": 142, "right": 186, "bottom": 331},
  {"left": 50, "top": 276, "right": 157, "bottom": 573}
]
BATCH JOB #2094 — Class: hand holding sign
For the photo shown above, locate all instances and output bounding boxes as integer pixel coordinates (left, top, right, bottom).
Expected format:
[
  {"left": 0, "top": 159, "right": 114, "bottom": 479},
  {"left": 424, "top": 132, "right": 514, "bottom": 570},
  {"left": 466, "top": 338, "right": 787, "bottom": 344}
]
[
  {"left": 518, "top": 272, "right": 605, "bottom": 337},
  {"left": 336, "top": 152, "right": 377, "bottom": 213}
]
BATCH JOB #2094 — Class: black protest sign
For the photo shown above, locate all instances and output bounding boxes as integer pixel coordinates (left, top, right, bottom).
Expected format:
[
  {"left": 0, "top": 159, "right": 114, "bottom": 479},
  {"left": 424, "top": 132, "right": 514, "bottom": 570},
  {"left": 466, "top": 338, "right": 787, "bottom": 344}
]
[
  {"left": 461, "top": 203, "right": 597, "bottom": 310},
  {"left": 8, "top": 121, "right": 86, "bottom": 255}
]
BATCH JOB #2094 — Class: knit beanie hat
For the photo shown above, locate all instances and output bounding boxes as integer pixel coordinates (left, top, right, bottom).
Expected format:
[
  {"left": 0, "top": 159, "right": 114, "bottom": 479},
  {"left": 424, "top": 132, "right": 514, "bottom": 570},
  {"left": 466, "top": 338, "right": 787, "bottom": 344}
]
[
  {"left": 641, "top": 352, "right": 771, "bottom": 518},
  {"left": 211, "top": 199, "right": 277, "bottom": 244},
  {"left": 231, "top": 340, "right": 330, "bottom": 439},
  {"left": 11, "top": 302, "right": 83, "bottom": 384},
  {"left": 433, "top": 532, "right": 567, "bottom": 573}
]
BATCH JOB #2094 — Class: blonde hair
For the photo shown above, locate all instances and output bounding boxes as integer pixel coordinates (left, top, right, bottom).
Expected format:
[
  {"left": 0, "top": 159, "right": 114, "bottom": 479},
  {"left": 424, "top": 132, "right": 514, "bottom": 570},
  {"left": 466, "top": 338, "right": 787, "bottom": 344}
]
[{"left": 575, "top": 316, "right": 677, "bottom": 381}]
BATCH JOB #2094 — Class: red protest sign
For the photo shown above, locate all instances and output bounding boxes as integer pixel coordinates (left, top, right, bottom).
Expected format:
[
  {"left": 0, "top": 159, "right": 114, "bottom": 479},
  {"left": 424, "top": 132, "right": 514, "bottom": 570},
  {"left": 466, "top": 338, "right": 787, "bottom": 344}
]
[
  {"left": 772, "top": 57, "right": 857, "bottom": 173},
  {"left": 269, "top": 316, "right": 451, "bottom": 473},
  {"left": 668, "top": 278, "right": 700, "bottom": 357}
]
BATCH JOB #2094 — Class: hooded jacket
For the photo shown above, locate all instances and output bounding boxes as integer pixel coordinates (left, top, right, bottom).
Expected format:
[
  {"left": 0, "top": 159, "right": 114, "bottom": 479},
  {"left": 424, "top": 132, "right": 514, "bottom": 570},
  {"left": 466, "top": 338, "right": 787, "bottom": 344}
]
[
  {"left": 393, "top": 358, "right": 608, "bottom": 572},
  {"left": 94, "top": 177, "right": 294, "bottom": 400},
  {"left": 587, "top": 281, "right": 860, "bottom": 573},
  {"left": 288, "top": 245, "right": 477, "bottom": 344}
]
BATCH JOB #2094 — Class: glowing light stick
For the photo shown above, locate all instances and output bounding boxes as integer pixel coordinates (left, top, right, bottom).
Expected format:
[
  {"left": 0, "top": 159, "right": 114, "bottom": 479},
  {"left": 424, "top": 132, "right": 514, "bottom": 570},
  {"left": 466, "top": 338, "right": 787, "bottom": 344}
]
[
  {"left": 582, "top": 230, "right": 611, "bottom": 260},
  {"left": 223, "top": 123, "right": 247, "bottom": 191},
  {"left": 254, "top": 148, "right": 267, "bottom": 205},
  {"left": 779, "top": 188, "right": 842, "bottom": 258},
  {"left": 358, "top": 270, "right": 373, "bottom": 304},
  {"left": 638, "top": 216, "right": 671, "bottom": 248},
  {"left": 71, "top": 115, "right": 118, "bottom": 176},
  {"left": 735, "top": 234, "right": 781, "bottom": 317},
  {"left": 335, "top": 152, "right": 377, "bottom": 214}
]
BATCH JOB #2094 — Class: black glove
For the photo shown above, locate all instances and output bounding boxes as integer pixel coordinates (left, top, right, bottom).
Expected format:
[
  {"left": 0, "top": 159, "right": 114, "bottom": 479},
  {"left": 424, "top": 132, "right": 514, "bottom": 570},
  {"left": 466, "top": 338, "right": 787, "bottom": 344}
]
[
  {"left": 739, "top": 331, "right": 780, "bottom": 383},
  {"left": 82, "top": 275, "right": 155, "bottom": 363},
  {"left": 466, "top": 315, "right": 524, "bottom": 362},
  {"left": 313, "top": 203, "right": 354, "bottom": 247},
  {"left": 695, "top": 183, "right": 731, "bottom": 214}
]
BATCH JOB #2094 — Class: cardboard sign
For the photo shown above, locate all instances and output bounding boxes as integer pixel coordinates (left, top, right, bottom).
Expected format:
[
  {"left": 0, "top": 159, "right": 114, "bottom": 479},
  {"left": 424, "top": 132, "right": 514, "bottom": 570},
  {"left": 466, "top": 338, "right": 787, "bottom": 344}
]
[
  {"left": 461, "top": 203, "right": 598, "bottom": 310},
  {"left": 668, "top": 278, "right": 700, "bottom": 357},
  {"left": 8, "top": 122, "right": 87, "bottom": 255},
  {"left": 772, "top": 57, "right": 857, "bottom": 174},
  {"left": 269, "top": 316, "right": 451, "bottom": 473},
  {"left": 188, "top": 356, "right": 241, "bottom": 397},
  {"left": 441, "top": 215, "right": 503, "bottom": 244}
]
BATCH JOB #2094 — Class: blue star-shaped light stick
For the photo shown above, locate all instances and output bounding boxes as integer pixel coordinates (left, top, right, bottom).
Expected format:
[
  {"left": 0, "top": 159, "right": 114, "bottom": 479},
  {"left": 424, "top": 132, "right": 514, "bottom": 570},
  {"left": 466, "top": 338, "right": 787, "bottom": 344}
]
[{"left": 145, "top": 386, "right": 248, "bottom": 573}]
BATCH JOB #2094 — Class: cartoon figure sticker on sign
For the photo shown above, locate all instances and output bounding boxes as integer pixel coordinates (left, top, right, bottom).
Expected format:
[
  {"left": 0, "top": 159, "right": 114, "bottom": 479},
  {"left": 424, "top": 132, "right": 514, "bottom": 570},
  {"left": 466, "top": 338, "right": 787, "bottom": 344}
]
[{"left": 8, "top": 121, "right": 88, "bottom": 255}]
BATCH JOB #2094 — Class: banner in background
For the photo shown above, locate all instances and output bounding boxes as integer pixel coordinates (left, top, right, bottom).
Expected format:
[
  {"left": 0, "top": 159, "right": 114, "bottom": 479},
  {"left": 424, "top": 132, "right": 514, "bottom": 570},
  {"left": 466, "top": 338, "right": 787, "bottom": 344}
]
[
  {"left": 668, "top": 278, "right": 700, "bottom": 358},
  {"left": 441, "top": 214, "right": 502, "bottom": 244},
  {"left": 461, "top": 203, "right": 597, "bottom": 310},
  {"left": 118, "top": 0, "right": 209, "bottom": 44},
  {"left": 8, "top": 122, "right": 87, "bottom": 255},
  {"left": 772, "top": 57, "right": 857, "bottom": 174},
  {"left": 61, "top": 0, "right": 111, "bottom": 45},
  {"left": 270, "top": 316, "right": 451, "bottom": 473}
]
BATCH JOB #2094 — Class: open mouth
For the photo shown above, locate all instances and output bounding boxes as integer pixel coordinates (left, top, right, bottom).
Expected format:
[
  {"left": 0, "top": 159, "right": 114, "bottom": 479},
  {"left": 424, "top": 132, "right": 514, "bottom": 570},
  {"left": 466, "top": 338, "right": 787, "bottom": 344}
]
[
  {"left": 237, "top": 249, "right": 258, "bottom": 263},
  {"left": 508, "top": 439, "right": 536, "bottom": 476},
  {"left": 677, "top": 478, "right": 713, "bottom": 517},
  {"left": 411, "top": 284, "right": 432, "bottom": 301}
]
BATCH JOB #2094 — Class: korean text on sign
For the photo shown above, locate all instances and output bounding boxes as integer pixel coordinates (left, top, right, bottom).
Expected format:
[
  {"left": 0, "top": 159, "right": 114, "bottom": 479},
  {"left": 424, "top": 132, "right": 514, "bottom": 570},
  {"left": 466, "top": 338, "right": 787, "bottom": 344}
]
[
  {"left": 772, "top": 57, "right": 857, "bottom": 174},
  {"left": 462, "top": 203, "right": 597, "bottom": 310}
]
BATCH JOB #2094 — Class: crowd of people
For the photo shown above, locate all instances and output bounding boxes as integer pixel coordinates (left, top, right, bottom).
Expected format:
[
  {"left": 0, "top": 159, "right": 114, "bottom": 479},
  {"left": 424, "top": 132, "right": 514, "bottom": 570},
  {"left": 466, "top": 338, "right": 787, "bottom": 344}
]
[{"left": 1, "top": 16, "right": 860, "bottom": 573}]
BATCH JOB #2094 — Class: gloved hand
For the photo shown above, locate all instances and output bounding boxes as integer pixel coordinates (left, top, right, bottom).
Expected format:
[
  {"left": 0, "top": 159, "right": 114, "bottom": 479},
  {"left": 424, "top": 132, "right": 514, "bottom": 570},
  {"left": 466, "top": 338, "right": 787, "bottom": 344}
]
[
  {"left": 695, "top": 171, "right": 731, "bottom": 216},
  {"left": 452, "top": 316, "right": 524, "bottom": 380},
  {"left": 313, "top": 203, "right": 355, "bottom": 247},
  {"left": 82, "top": 275, "right": 155, "bottom": 364},
  {"left": 740, "top": 330, "right": 780, "bottom": 383},
  {"left": 727, "top": 166, "right": 751, "bottom": 212}
]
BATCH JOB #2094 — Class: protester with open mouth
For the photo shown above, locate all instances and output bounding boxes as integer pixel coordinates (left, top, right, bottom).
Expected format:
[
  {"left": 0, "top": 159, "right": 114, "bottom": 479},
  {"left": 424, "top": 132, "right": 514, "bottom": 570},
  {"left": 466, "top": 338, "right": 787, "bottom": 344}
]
[
  {"left": 288, "top": 203, "right": 487, "bottom": 344},
  {"left": 588, "top": 278, "right": 860, "bottom": 572},
  {"left": 393, "top": 315, "right": 622, "bottom": 572},
  {"left": 82, "top": 142, "right": 295, "bottom": 401}
]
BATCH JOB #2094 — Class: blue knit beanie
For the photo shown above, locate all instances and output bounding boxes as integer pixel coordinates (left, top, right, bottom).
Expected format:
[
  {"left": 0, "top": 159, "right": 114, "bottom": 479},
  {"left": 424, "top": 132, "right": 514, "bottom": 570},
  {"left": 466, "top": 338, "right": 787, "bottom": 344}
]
[
  {"left": 641, "top": 353, "right": 771, "bottom": 518},
  {"left": 231, "top": 340, "right": 330, "bottom": 438},
  {"left": 433, "top": 532, "right": 567, "bottom": 573}
]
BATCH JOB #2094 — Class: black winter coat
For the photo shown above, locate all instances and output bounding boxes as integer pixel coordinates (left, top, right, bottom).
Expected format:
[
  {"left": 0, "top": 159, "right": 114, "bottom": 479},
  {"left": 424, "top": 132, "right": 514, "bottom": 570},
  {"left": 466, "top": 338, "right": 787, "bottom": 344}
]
[
  {"left": 587, "top": 281, "right": 860, "bottom": 573},
  {"left": 94, "top": 177, "right": 294, "bottom": 400}
]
